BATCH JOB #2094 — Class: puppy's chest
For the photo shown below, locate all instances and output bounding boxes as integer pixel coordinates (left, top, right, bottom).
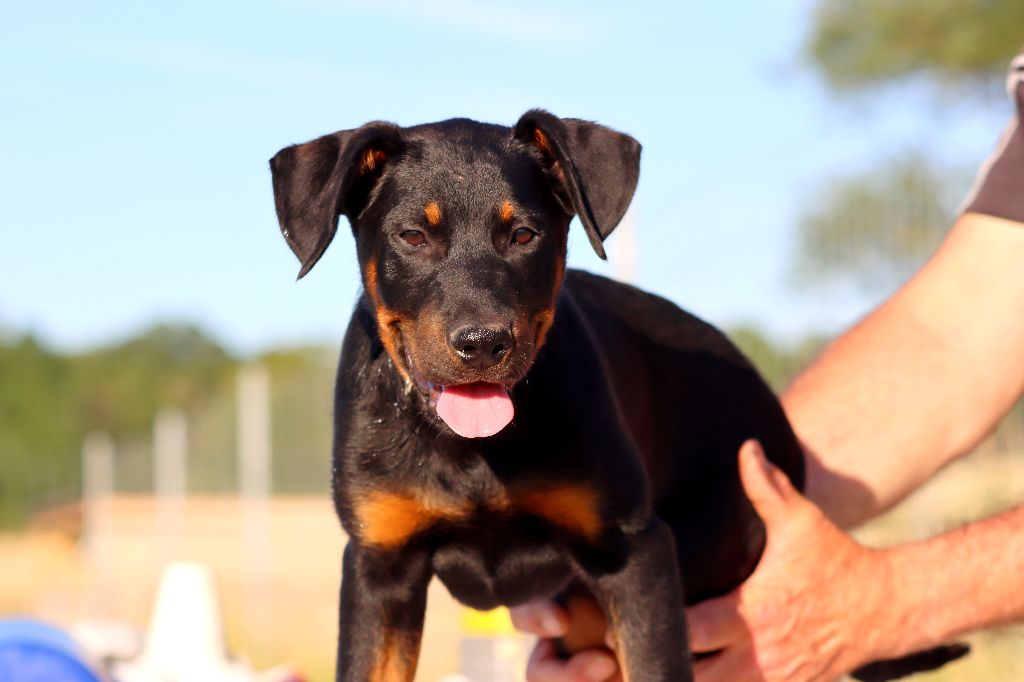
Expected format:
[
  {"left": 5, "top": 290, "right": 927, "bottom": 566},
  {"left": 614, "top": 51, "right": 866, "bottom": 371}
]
[
  {"left": 346, "top": 480, "right": 605, "bottom": 550},
  {"left": 346, "top": 478, "right": 609, "bottom": 610}
]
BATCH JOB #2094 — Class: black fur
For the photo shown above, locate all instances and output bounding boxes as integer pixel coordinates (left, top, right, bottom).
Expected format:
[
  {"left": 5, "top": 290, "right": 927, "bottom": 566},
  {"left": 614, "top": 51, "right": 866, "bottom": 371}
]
[{"left": 270, "top": 111, "right": 967, "bottom": 681}]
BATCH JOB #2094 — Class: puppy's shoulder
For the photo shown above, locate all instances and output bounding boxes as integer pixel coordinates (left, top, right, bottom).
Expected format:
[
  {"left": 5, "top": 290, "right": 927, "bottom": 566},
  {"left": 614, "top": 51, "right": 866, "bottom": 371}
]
[{"left": 561, "top": 269, "right": 751, "bottom": 367}]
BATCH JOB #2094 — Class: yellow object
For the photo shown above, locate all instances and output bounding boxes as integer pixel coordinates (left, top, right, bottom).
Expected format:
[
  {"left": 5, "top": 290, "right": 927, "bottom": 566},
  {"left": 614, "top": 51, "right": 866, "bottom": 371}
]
[{"left": 461, "top": 607, "right": 516, "bottom": 636}]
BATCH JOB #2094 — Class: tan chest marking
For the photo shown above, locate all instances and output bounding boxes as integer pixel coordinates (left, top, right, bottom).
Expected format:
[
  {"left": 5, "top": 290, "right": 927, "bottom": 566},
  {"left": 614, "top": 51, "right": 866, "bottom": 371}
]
[
  {"left": 353, "top": 483, "right": 603, "bottom": 549},
  {"left": 354, "top": 491, "right": 471, "bottom": 548},
  {"left": 510, "top": 484, "right": 603, "bottom": 542}
]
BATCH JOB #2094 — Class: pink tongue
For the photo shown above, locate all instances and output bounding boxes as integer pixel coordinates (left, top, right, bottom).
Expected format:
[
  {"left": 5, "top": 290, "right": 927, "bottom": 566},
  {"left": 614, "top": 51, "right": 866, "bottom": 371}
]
[{"left": 435, "top": 383, "right": 514, "bottom": 438}]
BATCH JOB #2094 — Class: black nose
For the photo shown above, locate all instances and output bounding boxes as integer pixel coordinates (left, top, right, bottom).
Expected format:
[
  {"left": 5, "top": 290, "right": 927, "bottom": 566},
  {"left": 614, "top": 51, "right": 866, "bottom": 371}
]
[{"left": 449, "top": 325, "right": 514, "bottom": 370}]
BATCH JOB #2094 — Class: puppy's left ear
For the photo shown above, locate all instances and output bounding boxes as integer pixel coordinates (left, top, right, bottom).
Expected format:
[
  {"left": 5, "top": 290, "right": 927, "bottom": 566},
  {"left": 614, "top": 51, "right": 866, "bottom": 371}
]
[
  {"left": 269, "top": 122, "right": 404, "bottom": 278},
  {"left": 514, "top": 110, "right": 641, "bottom": 259}
]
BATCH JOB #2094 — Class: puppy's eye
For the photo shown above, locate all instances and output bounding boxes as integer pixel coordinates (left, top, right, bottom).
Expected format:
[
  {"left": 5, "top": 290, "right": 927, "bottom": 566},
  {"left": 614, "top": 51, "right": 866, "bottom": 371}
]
[
  {"left": 400, "top": 230, "right": 427, "bottom": 247},
  {"left": 512, "top": 227, "right": 536, "bottom": 245}
]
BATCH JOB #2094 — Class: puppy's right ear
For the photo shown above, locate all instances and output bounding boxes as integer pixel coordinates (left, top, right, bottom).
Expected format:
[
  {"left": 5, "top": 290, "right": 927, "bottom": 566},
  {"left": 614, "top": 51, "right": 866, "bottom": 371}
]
[{"left": 269, "top": 123, "right": 403, "bottom": 279}]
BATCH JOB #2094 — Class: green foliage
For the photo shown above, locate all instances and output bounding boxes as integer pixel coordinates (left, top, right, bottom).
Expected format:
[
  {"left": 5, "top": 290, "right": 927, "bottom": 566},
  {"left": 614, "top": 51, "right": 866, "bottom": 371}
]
[
  {"left": 807, "top": 0, "right": 1024, "bottom": 91},
  {"left": 1, "top": 319, "right": 834, "bottom": 529},
  {"left": 0, "top": 336, "right": 79, "bottom": 524},
  {"left": 728, "top": 325, "right": 828, "bottom": 392},
  {"left": 263, "top": 346, "right": 337, "bottom": 495},
  {"left": 792, "top": 153, "right": 962, "bottom": 289},
  {"left": 0, "top": 325, "right": 237, "bottom": 526},
  {"left": 0, "top": 324, "right": 343, "bottom": 528},
  {"left": 72, "top": 325, "right": 236, "bottom": 438}
]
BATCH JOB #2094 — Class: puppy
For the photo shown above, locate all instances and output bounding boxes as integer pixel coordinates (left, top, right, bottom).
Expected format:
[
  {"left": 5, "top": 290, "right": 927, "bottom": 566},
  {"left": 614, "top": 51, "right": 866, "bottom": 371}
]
[{"left": 270, "top": 111, "right": 966, "bottom": 682}]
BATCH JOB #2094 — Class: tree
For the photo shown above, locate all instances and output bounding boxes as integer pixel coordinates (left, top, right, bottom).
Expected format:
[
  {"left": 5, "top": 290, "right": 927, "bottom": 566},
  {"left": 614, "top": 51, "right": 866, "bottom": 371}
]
[
  {"left": 727, "top": 325, "right": 828, "bottom": 392},
  {"left": 72, "top": 324, "right": 235, "bottom": 437},
  {"left": 0, "top": 325, "right": 238, "bottom": 527},
  {"left": 792, "top": 152, "right": 961, "bottom": 289},
  {"left": 795, "top": 1, "right": 1022, "bottom": 289},
  {"left": 807, "top": 0, "right": 1024, "bottom": 92},
  {"left": 797, "top": 2, "right": 1024, "bottom": 460}
]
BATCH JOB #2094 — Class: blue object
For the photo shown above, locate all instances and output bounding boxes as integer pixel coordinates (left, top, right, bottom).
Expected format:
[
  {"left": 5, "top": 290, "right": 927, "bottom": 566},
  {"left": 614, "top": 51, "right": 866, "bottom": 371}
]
[{"left": 0, "top": 619, "right": 102, "bottom": 682}]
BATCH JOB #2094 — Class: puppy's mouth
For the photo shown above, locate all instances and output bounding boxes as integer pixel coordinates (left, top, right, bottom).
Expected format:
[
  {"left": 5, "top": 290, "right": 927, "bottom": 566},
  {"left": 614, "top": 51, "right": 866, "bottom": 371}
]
[{"left": 399, "top": 341, "right": 515, "bottom": 439}]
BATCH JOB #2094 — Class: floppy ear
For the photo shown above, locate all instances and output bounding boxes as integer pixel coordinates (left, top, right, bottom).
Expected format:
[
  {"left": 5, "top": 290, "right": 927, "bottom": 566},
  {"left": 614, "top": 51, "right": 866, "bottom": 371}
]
[
  {"left": 269, "top": 122, "right": 404, "bottom": 278},
  {"left": 513, "top": 110, "right": 641, "bottom": 259}
]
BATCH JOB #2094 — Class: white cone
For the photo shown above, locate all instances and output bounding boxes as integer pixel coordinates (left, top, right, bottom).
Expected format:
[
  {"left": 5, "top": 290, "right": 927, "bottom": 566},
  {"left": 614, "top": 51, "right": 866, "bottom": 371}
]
[{"left": 113, "top": 562, "right": 255, "bottom": 682}]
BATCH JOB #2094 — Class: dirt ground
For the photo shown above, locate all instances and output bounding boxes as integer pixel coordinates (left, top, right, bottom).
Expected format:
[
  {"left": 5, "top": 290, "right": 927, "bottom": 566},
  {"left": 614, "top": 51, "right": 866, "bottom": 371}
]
[
  {"left": 2, "top": 449, "right": 1023, "bottom": 681},
  {"left": 0, "top": 495, "right": 512, "bottom": 681}
]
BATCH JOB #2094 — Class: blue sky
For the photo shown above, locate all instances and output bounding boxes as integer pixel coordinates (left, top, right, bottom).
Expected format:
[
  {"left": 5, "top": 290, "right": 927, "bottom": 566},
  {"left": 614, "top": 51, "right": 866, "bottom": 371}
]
[{"left": 0, "top": 1, "right": 1011, "bottom": 354}]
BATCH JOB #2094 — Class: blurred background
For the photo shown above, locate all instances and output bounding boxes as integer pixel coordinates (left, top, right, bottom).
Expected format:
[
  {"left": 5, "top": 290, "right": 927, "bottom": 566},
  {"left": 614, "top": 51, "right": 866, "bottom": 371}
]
[{"left": 2, "top": 0, "right": 1024, "bottom": 680}]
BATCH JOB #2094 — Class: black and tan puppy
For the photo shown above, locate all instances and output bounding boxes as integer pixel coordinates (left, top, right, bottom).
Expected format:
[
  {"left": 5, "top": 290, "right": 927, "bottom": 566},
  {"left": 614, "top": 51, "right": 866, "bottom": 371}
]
[{"left": 269, "top": 112, "right": 965, "bottom": 682}]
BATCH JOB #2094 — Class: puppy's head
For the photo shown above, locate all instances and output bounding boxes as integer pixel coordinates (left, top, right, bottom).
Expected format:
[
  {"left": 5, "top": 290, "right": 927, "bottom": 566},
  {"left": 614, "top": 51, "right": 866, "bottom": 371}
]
[{"left": 270, "top": 111, "right": 640, "bottom": 438}]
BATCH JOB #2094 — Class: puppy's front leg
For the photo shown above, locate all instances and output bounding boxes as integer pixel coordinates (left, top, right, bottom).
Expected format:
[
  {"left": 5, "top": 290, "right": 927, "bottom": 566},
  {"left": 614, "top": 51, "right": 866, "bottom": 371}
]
[
  {"left": 337, "top": 541, "right": 431, "bottom": 682},
  {"left": 590, "top": 517, "right": 693, "bottom": 682}
]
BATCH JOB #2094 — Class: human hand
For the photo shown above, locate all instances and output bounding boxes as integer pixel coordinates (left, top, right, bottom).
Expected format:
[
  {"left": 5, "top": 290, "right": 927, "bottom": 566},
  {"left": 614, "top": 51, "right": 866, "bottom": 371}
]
[
  {"left": 509, "top": 599, "right": 620, "bottom": 682},
  {"left": 513, "top": 439, "right": 899, "bottom": 682},
  {"left": 687, "top": 440, "right": 894, "bottom": 681}
]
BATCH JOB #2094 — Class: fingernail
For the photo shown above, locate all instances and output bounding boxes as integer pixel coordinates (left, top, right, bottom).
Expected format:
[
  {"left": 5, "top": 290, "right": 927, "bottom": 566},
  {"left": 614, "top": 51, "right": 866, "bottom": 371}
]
[
  {"left": 744, "top": 440, "right": 766, "bottom": 466},
  {"left": 585, "top": 657, "right": 616, "bottom": 680}
]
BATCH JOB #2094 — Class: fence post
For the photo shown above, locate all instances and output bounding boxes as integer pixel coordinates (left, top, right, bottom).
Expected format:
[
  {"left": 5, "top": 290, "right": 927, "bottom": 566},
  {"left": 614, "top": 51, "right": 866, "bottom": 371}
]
[
  {"left": 237, "top": 365, "right": 271, "bottom": 500},
  {"left": 154, "top": 407, "right": 188, "bottom": 558},
  {"left": 237, "top": 364, "right": 273, "bottom": 636},
  {"left": 81, "top": 431, "right": 114, "bottom": 572}
]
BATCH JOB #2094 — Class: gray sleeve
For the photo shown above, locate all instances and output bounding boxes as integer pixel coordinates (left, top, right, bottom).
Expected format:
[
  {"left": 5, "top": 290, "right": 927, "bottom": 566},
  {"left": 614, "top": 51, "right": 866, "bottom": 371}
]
[{"left": 962, "top": 54, "right": 1024, "bottom": 223}]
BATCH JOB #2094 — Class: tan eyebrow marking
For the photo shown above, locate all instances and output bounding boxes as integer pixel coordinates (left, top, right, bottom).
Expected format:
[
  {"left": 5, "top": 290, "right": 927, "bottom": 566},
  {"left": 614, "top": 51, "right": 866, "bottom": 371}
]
[
  {"left": 499, "top": 200, "right": 515, "bottom": 223},
  {"left": 423, "top": 202, "right": 442, "bottom": 227}
]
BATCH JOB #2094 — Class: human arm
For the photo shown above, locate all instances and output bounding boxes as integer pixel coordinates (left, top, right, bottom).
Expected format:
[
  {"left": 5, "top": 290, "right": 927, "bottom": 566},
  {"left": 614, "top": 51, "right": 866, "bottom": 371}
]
[
  {"left": 516, "top": 440, "right": 1024, "bottom": 681},
  {"left": 513, "top": 54, "right": 1024, "bottom": 682},
  {"left": 792, "top": 56, "right": 1024, "bottom": 527},
  {"left": 787, "top": 211, "right": 1024, "bottom": 528},
  {"left": 688, "top": 58, "right": 1024, "bottom": 678},
  {"left": 687, "top": 442, "right": 1024, "bottom": 681},
  {"left": 513, "top": 208, "right": 1024, "bottom": 682}
]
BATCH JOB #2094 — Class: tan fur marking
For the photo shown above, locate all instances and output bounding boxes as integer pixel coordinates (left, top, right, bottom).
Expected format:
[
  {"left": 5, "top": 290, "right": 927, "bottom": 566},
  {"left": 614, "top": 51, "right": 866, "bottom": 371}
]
[
  {"left": 499, "top": 200, "right": 515, "bottom": 223},
  {"left": 532, "top": 308, "right": 556, "bottom": 351},
  {"left": 607, "top": 603, "right": 632, "bottom": 682},
  {"left": 363, "top": 259, "right": 410, "bottom": 383},
  {"left": 356, "top": 492, "right": 430, "bottom": 548},
  {"left": 532, "top": 128, "right": 567, "bottom": 186},
  {"left": 512, "top": 484, "right": 603, "bottom": 541},
  {"left": 554, "top": 164, "right": 566, "bottom": 185},
  {"left": 533, "top": 246, "right": 566, "bottom": 350},
  {"left": 370, "top": 631, "right": 419, "bottom": 682},
  {"left": 376, "top": 309, "right": 409, "bottom": 384},
  {"left": 533, "top": 128, "right": 552, "bottom": 154},
  {"left": 364, "top": 259, "right": 382, "bottom": 306},
  {"left": 360, "top": 148, "right": 387, "bottom": 174},
  {"left": 354, "top": 491, "right": 471, "bottom": 548},
  {"left": 423, "top": 201, "right": 442, "bottom": 227},
  {"left": 355, "top": 483, "right": 600, "bottom": 548}
]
